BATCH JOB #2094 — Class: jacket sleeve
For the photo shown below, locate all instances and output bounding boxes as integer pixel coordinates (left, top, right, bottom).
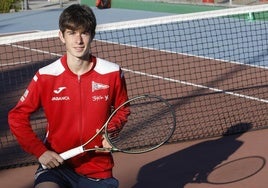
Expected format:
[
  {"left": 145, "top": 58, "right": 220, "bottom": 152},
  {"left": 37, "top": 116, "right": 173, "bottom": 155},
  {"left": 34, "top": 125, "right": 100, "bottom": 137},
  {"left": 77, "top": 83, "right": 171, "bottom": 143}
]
[
  {"left": 8, "top": 73, "right": 47, "bottom": 158},
  {"left": 107, "top": 68, "right": 130, "bottom": 132}
]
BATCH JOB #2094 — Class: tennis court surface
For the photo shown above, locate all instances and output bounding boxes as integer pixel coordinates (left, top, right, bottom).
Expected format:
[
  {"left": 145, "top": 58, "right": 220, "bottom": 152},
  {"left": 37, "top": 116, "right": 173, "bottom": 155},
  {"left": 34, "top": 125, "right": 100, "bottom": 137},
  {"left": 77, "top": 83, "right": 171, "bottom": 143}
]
[
  {"left": 0, "top": 3, "right": 267, "bottom": 188},
  {"left": 1, "top": 129, "right": 268, "bottom": 187}
]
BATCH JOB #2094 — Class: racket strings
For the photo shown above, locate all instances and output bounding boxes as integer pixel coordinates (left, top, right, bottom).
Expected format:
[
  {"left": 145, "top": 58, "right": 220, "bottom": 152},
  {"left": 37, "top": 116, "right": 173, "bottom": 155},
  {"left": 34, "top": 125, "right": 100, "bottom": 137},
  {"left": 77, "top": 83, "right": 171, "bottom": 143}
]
[{"left": 107, "top": 95, "right": 176, "bottom": 153}]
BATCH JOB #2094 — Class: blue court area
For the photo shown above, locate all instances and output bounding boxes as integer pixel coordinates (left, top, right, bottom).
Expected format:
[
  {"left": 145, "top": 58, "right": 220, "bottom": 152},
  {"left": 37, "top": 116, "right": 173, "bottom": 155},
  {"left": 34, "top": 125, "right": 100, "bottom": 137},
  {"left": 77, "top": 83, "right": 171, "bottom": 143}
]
[
  {"left": 0, "top": 6, "right": 173, "bottom": 34},
  {"left": 96, "top": 16, "right": 268, "bottom": 68}
]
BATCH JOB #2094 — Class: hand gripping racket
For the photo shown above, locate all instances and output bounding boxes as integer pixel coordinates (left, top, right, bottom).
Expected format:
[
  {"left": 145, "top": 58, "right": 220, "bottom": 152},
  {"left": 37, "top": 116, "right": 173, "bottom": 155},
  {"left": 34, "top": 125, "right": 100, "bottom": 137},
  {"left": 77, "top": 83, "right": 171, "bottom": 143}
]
[{"left": 43, "top": 94, "right": 176, "bottom": 168}]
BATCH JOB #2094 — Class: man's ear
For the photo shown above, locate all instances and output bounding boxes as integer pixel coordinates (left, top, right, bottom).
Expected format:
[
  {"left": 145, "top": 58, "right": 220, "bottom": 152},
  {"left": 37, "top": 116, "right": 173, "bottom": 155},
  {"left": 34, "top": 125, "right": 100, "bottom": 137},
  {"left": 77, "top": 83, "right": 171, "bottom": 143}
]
[{"left": 59, "top": 31, "right": 65, "bottom": 44}]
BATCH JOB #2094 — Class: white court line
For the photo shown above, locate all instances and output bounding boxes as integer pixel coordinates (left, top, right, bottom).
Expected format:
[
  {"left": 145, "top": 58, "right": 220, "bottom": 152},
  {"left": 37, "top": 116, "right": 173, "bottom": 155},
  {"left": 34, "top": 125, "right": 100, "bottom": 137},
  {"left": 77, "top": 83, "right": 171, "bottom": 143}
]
[
  {"left": 11, "top": 44, "right": 62, "bottom": 57},
  {"left": 1, "top": 44, "right": 61, "bottom": 67},
  {"left": 122, "top": 68, "right": 268, "bottom": 104},
  {"left": 1, "top": 61, "right": 31, "bottom": 66}
]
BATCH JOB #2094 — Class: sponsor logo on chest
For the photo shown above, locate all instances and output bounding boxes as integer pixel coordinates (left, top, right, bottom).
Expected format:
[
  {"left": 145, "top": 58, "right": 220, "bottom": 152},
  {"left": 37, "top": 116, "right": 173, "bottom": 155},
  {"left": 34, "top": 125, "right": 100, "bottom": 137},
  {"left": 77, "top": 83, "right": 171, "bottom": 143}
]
[{"left": 51, "top": 86, "right": 70, "bottom": 101}]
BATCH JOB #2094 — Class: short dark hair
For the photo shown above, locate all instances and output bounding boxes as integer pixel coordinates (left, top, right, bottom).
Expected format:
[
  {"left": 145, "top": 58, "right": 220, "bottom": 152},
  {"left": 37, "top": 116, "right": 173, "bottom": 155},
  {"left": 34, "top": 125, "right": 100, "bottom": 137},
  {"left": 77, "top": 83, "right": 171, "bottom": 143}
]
[{"left": 59, "top": 4, "right": 96, "bottom": 39}]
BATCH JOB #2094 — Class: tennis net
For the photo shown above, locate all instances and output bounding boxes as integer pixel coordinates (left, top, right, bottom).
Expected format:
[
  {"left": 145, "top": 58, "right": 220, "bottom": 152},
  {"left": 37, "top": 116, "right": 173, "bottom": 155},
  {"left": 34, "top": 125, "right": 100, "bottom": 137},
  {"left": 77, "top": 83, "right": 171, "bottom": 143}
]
[{"left": 1, "top": 4, "right": 268, "bottom": 169}]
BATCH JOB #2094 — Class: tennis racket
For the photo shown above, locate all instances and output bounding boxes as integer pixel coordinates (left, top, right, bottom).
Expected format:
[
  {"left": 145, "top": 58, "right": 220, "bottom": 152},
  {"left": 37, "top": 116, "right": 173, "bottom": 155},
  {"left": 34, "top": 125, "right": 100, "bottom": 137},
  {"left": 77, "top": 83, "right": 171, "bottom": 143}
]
[{"left": 42, "top": 94, "right": 176, "bottom": 168}]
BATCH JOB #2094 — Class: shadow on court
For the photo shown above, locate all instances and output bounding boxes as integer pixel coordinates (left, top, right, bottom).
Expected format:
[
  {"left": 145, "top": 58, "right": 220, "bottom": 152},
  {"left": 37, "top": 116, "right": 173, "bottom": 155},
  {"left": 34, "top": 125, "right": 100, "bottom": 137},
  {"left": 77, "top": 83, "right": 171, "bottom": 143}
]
[{"left": 133, "top": 123, "right": 252, "bottom": 188}]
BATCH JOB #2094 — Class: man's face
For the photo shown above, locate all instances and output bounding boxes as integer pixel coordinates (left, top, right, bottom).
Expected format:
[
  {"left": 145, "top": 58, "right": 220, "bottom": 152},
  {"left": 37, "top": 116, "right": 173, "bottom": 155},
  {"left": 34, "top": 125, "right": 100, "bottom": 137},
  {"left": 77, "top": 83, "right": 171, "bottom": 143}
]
[{"left": 59, "top": 29, "right": 92, "bottom": 59}]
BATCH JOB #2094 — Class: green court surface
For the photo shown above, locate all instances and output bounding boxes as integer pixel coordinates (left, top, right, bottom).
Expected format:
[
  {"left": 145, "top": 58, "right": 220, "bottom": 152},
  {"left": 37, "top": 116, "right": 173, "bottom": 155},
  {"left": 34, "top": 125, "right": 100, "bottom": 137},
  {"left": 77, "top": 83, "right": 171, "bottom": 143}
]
[{"left": 81, "top": 0, "right": 227, "bottom": 14}]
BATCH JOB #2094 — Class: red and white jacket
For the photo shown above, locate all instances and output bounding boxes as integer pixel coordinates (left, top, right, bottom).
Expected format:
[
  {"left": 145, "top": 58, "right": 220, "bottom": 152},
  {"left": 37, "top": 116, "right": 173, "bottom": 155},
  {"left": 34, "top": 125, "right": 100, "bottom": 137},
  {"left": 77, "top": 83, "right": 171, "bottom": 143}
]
[{"left": 8, "top": 54, "right": 129, "bottom": 179}]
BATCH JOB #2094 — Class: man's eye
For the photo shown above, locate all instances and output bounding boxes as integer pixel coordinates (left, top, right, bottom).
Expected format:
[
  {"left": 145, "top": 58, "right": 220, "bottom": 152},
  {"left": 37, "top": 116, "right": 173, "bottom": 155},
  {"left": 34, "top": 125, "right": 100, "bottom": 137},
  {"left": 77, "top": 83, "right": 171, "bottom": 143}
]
[
  {"left": 82, "top": 32, "right": 90, "bottom": 36},
  {"left": 67, "top": 31, "right": 75, "bottom": 35}
]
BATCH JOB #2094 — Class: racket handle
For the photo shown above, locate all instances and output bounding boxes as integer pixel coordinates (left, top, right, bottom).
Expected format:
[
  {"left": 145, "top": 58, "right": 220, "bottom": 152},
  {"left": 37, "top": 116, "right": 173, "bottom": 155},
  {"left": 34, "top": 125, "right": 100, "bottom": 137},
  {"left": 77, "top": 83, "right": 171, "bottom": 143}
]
[
  {"left": 59, "top": 146, "right": 84, "bottom": 160},
  {"left": 41, "top": 146, "right": 84, "bottom": 169}
]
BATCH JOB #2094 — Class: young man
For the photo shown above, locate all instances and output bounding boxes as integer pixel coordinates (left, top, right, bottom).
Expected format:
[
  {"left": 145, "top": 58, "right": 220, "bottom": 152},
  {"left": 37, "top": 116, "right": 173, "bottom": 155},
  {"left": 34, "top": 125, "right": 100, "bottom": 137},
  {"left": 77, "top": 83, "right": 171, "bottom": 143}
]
[{"left": 8, "top": 4, "right": 129, "bottom": 188}]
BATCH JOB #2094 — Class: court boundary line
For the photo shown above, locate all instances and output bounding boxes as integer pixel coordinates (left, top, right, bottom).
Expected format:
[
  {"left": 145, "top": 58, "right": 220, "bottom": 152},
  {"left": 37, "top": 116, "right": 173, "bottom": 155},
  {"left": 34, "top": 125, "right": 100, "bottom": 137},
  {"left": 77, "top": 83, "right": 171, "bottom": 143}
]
[{"left": 122, "top": 68, "right": 268, "bottom": 104}]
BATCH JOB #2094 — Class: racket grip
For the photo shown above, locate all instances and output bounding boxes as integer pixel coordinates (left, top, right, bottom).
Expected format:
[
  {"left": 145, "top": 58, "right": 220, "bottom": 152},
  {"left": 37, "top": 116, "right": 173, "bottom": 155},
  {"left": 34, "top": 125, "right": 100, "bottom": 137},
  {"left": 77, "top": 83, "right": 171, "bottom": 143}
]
[
  {"left": 41, "top": 146, "right": 84, "bottom": 169},
  {"left": 59, "top": 146, "right": 84, "bottom": 160}
]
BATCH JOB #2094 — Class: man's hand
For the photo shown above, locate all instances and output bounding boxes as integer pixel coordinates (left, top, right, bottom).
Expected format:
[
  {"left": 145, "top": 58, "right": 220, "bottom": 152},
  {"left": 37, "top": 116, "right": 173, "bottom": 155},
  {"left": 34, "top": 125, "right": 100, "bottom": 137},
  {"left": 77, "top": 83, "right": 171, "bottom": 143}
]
[
  {"left": 101, "top": 134, "right": 112, "bottom": 150},
  {"left": 95, "top": 129, "right": 112, "bottom": 152},
  {"left": 38, "top": 150, "right": 64, "bottom": 169}
]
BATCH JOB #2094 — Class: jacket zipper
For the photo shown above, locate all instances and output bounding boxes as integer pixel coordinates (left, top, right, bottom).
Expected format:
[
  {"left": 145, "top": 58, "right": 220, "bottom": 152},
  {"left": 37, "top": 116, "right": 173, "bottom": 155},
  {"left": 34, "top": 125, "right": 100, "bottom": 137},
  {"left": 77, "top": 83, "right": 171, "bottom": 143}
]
[{"left": 78, "top": 75, "right": 83, "bottom": 145}]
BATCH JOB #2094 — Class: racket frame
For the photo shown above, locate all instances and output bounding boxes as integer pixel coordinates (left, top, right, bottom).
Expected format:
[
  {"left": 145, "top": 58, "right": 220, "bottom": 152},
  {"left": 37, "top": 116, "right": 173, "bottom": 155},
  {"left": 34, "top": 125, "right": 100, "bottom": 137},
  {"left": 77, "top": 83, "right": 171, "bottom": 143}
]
[{"left": 104, "top": 94, "right": 176, "bottom": 154}]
